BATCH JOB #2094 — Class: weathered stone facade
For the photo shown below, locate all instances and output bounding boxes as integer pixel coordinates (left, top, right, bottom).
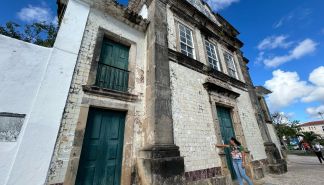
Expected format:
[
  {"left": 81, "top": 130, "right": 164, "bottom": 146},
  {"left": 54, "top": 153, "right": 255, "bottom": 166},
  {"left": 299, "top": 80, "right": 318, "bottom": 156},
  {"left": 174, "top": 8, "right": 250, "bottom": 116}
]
[
  {"left": 46, "top": 0, "right": 286, "bottom": 185},
  {"left": 47, "top": 3, "right": 148, "bottom": 184}
]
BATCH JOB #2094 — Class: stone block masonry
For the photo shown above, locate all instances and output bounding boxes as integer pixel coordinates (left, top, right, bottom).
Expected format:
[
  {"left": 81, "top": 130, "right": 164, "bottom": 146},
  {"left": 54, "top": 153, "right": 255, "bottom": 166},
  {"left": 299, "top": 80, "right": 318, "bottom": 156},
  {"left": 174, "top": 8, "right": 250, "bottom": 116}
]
[
  {"left": 267, "top": 124, "right": 283, "bottom": 158},
  {"left": 0, "top": 113, "right": 25, "bottom": 142},
  {"left": 170, "top": 61, "right": 267, "bottom": 174},
  {"left": 234, "top": 87, "right": 267, "bottom": 161},
  {"left": 170, "top": 61, "right": 222, "bottom": 172}
]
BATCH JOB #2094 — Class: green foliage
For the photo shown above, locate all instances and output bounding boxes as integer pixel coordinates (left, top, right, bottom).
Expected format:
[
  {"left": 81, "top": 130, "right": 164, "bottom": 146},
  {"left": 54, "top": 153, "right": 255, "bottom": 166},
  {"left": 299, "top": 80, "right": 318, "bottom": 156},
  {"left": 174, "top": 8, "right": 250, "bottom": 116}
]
[
  {"left": 316, "top": 139, "right": 324, "bottom": 146},
  {"left": 297, "top": 131, "right": 321, "bottom": 146},
  {"left": 271, "top": 112, "right": 301, "bottom": 149},
  {"left": 271, "top": 112, "right": 323, "bottom": 150},
  {"left": 0, "top": 22, "right": 21, "bottom": 40},
  {"left": 0, "top": 21, "right": 58, "bottom": 47},
  {"left": 276, "top": 123, "right": 300, "bottom": 139},
  {"left": 271, "top": 112, "right": 300, "bottom": 138}
]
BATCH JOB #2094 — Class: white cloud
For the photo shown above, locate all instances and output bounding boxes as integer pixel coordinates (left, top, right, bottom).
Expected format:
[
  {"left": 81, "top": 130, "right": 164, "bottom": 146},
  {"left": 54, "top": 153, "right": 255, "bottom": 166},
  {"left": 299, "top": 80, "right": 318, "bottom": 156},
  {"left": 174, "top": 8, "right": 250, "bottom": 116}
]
[
  {"left": 257, "top": 35, "right": 293, "bottom": 50},
  {"left": 265, "top": 66, "right": 324, "bottom": 114},
  {"left": 52, "top": 16, "right": 58, "bottom": 26},
  {"left": 273, "top": 19, "right": 283, "bottom": 29},
  {"left": 273, "top": 8, "right": 311, "bottom": 29},
  {"left": 263, "top": 39, "right": 317, "bottom": 68},
  {"left": 255, "top": 51, "right": 265, "bottom": 64},
  {"left": 265, "top": 70, "right": 313, "bottom": 111},
  {"left": 17, "top": 4, "right": 55, "bottom": 23},
  {"left": 309, "top": 66, "right": 324, "bottom": 86},
  {"left": 306, "top": 105, "right": 324, "bottom": 119},
  {"left": 302, "top": 87, "right": 324, "bottom": 103},
  {"left": 204, "top": 0, "right": 240, "bottom": 11},
  {"left": 273, "top": 14, "right": 294, "bottom": 29},
  {"left": 302, "top": 66, "right": 324, "bottom": 103}
]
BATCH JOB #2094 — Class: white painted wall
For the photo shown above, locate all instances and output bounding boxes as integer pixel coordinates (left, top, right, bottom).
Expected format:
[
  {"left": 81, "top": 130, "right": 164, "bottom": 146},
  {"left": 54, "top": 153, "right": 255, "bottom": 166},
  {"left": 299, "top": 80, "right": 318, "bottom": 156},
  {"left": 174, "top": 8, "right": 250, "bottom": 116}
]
[
  {"left": 300, "top": 124, "right": 324, "bottom": 137},
  {"left": 0, "top": 0, "right": 90, "bottom": 184},
  {"left": 0, "top": 35, "right": 51, "bottom": 114},
  {"left": 0, "top": 35, "right": 51, "bottom": 185}
]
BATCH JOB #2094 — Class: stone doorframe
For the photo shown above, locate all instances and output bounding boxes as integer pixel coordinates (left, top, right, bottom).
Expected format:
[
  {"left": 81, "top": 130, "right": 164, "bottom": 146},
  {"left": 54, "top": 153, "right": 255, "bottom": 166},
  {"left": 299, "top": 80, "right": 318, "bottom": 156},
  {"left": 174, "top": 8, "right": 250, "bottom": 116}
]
[
  {"left": 62, "top": 95, "right": 137, "bottom": 185},
  {"left": 204, "top": 79, "right": 255, "bottom": 182},
  {"left": 87, "top": 27, "right": 137, "bottom": 94}
]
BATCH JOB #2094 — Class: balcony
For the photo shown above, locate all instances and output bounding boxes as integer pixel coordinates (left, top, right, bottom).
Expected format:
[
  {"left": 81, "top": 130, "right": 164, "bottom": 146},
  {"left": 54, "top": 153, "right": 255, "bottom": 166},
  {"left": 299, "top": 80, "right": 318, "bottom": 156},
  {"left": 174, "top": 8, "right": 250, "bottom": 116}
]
[{"left": 95, "top": 63, "right": 129, "bottom": 92}]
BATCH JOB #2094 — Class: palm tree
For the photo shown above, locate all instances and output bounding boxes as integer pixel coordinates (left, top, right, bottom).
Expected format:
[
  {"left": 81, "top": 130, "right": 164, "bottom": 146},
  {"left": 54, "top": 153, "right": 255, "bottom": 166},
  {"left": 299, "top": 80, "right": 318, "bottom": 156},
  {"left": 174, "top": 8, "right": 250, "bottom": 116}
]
[{"left": 297, "top": 131, "right": 322, "bottom": 148}]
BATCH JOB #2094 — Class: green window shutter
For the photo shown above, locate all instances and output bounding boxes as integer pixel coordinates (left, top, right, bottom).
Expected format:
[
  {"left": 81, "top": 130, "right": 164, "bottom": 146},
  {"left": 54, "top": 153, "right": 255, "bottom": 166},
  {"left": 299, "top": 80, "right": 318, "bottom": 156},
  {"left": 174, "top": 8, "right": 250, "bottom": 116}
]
[{"left": 96, "top": 39, "right": 129, "bottom": 92}]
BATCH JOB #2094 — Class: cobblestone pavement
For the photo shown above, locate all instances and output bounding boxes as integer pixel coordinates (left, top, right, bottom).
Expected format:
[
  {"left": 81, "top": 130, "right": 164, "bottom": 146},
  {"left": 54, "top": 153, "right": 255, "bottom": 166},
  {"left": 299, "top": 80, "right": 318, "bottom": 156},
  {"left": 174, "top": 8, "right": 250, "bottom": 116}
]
[{"left": 257, "top": 154, "right": 324, "bottom": 185}]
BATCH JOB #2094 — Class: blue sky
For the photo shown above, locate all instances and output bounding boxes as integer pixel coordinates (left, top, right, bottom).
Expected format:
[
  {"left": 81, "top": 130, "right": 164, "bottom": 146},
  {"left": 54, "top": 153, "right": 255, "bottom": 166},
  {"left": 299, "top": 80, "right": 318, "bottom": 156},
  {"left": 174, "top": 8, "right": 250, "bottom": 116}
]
[
  {"left": 0, "top": 0, "right": 57, "bottom": 25},
  {"left": 1, "top": 0, "right": 323, "bottom": 123},
  {"left": 217, "top": 0, "right": 324, "bottom": 123}
]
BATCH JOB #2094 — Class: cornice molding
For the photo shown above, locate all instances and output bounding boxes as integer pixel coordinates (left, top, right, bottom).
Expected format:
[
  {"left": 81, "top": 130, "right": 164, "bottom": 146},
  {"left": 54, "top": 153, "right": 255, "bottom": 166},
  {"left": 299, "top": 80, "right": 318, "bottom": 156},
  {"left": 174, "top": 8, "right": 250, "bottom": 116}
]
[
  {"left": 168, "top": 0, "right": 243, "bottom": 51},
  {"left": 83, "top": 85, "right": 138, "bottom": 102},
  {"left": 168, "top": 49, "right": 247, "bottom": 91}
]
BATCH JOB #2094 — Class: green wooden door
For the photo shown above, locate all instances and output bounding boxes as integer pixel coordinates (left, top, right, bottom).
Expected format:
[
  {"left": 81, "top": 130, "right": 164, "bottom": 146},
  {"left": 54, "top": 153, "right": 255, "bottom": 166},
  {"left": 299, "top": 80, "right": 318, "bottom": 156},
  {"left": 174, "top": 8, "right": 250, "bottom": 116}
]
[
  {"left": 216, "top": 106, "right": 237, "bottom": 179},
  {"left": 75, "top": 108, "right": 126, "bottom": 185},
  {"left": 96, "top": 39, "right": 129, "bottom": 92}
]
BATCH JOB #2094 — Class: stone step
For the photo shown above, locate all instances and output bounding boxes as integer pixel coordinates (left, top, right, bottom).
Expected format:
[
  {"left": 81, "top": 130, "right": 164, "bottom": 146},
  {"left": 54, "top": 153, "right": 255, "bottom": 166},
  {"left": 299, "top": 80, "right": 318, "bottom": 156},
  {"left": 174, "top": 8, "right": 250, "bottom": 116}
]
[
  {"left": 268, "top": 163, "right": 287, "bottom": 174},
  {"left": 253, "top": 167, "right": 265, "bottom": 179}
]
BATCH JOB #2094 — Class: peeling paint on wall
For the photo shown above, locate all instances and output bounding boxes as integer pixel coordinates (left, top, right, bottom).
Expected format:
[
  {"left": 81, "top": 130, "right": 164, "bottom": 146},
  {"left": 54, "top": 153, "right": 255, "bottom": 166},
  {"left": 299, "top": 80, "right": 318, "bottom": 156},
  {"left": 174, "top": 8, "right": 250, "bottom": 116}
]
[{"left": 0, "top": 113, "right": 25, "bottom": 142}]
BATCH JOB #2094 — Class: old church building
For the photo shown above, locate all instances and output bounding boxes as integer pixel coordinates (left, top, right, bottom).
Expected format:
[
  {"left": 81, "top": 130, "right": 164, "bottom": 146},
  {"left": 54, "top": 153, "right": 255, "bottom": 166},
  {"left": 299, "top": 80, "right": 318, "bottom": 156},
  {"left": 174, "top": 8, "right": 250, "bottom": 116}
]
[{"left": 0, "top": 0, "right": 286, "bottom": 185}]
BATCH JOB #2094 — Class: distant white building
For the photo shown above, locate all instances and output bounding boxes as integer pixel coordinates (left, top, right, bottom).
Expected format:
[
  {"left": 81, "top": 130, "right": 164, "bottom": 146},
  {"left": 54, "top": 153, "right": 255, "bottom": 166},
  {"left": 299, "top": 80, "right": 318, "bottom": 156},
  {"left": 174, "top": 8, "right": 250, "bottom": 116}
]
[{"left": 300, "top": 120, "right": 324, "bottom": 137}]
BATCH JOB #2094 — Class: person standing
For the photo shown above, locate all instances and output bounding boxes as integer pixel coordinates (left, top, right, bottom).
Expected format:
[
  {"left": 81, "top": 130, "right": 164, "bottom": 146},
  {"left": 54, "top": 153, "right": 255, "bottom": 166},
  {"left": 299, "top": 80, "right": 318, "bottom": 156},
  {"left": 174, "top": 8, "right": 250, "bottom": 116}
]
[
  {"left": 216, "top": 137, "right": 253, "bottom": 185},
  {"left": 313, "top": 143, "right": 324, "bottom": 164}
]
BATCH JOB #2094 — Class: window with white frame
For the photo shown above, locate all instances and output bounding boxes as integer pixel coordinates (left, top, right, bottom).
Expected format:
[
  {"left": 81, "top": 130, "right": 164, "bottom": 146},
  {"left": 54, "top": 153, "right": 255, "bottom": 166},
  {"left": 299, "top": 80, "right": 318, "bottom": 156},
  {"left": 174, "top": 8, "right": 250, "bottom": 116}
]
[
  {"left": 205, "top": 40, "right": 221, "bottom": 71},
  {"left": 224, "top": 51, "right": 238, "bottom": 79},
  {"left": 179, "top": 23, "right": 195, "bottom": 59}
]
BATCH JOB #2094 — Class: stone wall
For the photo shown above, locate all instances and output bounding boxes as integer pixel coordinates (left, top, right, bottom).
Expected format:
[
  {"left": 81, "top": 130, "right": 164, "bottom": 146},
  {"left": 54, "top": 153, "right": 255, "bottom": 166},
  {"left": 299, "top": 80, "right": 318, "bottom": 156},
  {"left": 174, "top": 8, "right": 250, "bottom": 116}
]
[
  {"left": 166, "top": 5, "right": 244, "bottom": 84},
  {"left": 170, "top": 61, "right": 221, "bottom": 172},
  {"left": 234, "top": 87, "right": 267, "bottom": 161},
  {"left": 47, "top": 8, "right": 146, "bottom": 185},
  {"left": 0, "top": 113, "right": 25, "bottom": 142},
  {"left": 267, "top": 124, "right": 283, "bottom": 158},
  {"left": 170, "top": 61, "right": 267, "bottom": 175}
]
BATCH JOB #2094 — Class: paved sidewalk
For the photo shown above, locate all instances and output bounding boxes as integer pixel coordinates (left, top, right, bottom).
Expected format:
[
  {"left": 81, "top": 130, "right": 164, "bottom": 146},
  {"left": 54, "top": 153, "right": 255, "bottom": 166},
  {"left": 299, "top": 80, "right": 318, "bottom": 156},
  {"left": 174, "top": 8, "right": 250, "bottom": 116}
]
[{"left": 257, "top": 154, "right": 324, "bottom": 185}]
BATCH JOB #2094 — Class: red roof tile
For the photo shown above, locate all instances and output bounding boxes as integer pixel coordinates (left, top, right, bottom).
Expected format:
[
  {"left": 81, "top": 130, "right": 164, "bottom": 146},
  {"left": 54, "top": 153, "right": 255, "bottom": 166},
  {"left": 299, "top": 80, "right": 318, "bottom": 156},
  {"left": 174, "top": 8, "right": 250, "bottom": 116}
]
[{"left": 300, "top": 120, "right": 324, "bottom": 127}]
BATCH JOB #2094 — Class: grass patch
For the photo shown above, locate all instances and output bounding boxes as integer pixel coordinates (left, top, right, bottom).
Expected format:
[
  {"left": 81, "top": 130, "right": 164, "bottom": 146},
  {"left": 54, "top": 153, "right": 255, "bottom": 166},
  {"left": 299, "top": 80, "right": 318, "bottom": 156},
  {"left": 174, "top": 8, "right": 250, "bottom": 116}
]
[{"left": 287, "top": 150, "right": 316, "bottom": 156}]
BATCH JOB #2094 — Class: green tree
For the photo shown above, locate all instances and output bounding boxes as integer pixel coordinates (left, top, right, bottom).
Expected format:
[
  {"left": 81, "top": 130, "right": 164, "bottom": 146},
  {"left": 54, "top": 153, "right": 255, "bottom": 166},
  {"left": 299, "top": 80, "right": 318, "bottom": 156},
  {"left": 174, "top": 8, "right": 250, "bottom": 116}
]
[
  {"left": 271, "top": 112, "right": 301, "bottom": 149},
  {"left": 0, "top": 21, "right": 58, "bottom": 47}
]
